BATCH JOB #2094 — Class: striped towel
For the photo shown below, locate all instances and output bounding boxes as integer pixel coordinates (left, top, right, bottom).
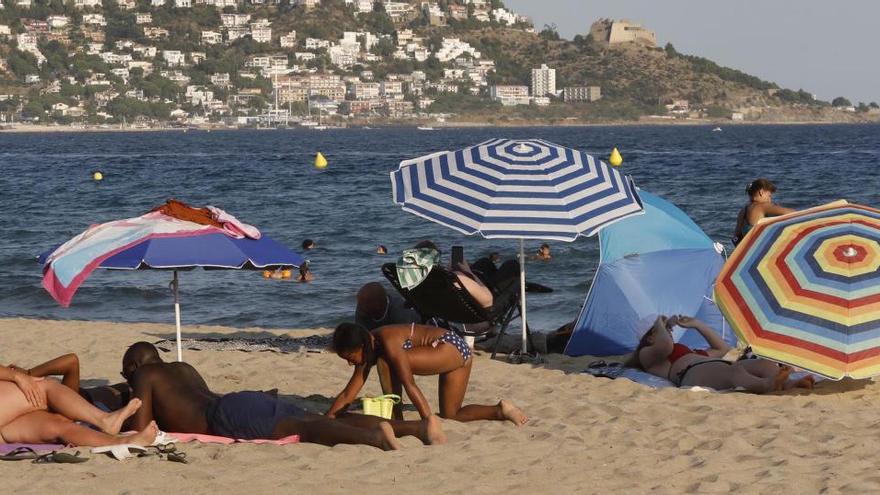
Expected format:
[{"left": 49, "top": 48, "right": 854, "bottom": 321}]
[{"left": 396, "top": 248, "right": 440, "bottom": 289}]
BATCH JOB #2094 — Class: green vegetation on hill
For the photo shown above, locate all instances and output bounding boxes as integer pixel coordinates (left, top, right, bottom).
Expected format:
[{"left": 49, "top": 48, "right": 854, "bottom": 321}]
[{"left": 0, "top": 0, "right": 872, "bottom": 125}]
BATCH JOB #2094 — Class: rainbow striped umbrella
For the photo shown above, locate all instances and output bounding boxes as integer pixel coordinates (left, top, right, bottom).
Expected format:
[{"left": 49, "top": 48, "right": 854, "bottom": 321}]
[{"left": 715, "top": 200, "right": 880, "bottom": 379}]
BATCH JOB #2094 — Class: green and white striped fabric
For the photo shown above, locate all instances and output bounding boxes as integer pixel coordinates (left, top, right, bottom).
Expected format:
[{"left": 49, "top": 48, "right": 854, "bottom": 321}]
[{"left": 396, "top": 248, "right": 440, "bottom": 289}]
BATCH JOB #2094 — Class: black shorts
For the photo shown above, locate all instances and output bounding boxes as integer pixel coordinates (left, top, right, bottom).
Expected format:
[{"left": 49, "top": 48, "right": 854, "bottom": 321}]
[{"left": 206, "top": 391, "right": 305, "bottom": 440}]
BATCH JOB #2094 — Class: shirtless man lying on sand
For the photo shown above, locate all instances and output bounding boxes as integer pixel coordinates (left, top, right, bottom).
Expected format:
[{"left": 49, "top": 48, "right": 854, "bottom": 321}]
[
  {"left": 121, "top": 342, "right": 445, "bottom": 451},
  {"left": 0, "top": 361, "right": 156, "bottom": 447}
]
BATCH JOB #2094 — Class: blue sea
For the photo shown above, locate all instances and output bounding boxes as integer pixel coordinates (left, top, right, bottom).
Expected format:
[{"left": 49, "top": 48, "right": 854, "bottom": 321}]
[{"left": 1, "top": 124, "right": 878, "bottom": 333}]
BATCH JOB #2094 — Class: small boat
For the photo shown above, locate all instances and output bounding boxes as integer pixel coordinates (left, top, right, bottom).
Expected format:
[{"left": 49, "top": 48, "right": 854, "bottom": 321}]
[
  {"left": 417, "top": 126, "right": 435, "bottom": 131},
  {"left": 712, "top": 127, "right": 723, "bottom": 132}
]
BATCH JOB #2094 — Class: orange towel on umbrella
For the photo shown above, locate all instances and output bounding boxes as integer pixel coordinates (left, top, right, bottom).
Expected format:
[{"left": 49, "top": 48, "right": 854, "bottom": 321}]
[{"left": 149, "top": 199, "right": 224, "bottom": 229}]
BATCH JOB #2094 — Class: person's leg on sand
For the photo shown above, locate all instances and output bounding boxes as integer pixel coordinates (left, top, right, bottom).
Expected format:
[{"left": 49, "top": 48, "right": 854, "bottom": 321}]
[
  {"left": 39, "top": 378, "right": 141, "bottom": 434},
  {"left": 0, "top": 411, "right": 158, "bottom": 447},
  {"left": 436, "top": 357, "right": 528, "bottom": 426},
  {"left": 272, "top": 415, "right": 401, "bottom": 451},
  {"left": 333, "top": 412, "right": 446, "bottom": 445}
]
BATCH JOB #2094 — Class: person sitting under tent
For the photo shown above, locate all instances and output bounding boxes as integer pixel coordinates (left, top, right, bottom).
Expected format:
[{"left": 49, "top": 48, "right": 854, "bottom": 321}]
[
  {"left": 327, "top": 322, "right": 528, "bottom": 426},
  {"left": 121, "top": 342, "right": 444, "bottom": 450},
  {"left": 0, "top": 361, "right": 156, "bottom": 447},
  {"left": 627, "top": 315, "right": 814, "bottom": 392},
  {"left": 732, "top": 178, "right": 795, "bottom": 246},
  {"left": 355, "top": 282, "right": 421, "bottom": 332}
]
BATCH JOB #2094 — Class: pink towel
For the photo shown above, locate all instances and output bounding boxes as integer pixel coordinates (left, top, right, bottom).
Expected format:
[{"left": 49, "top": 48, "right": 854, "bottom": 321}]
[
  {"left": 169, "top": 433, "right": 299, "bottom": 445},
  {"left": 206, "top": 206, "right": 261, "bottom": 240}
]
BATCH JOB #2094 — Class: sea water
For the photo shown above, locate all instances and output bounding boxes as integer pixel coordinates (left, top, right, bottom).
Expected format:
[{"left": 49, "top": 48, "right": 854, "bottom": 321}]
[{"left": 1, "top": 124, "right": 878, "bottom": 333}]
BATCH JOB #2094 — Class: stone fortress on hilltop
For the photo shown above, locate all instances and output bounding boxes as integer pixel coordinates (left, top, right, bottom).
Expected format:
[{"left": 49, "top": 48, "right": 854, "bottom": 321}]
[{"left": 589, "top": 18, "right": 656, "bottom": 47}]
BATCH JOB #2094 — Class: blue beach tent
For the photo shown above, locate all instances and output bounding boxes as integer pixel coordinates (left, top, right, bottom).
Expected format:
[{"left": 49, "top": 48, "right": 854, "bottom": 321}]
[{"left": 563, "top": 190, "right": 736, "bottom": 357}]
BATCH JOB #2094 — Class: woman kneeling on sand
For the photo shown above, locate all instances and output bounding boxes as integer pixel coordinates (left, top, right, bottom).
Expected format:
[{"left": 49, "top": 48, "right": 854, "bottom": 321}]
[
  {"left": 0, "top": 363, "right": 157, "bottom": 447},
  {"left": 629, "top": 315, "right": 814, "bottom": 393},
  {"left": 327, "top": 323, "right": 528, "bottom": 425}
]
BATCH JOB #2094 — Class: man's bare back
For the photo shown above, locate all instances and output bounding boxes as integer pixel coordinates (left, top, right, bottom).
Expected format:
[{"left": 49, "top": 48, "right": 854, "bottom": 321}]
[{"left": 126, "top": 361, "right": 218, "bottom": 433}]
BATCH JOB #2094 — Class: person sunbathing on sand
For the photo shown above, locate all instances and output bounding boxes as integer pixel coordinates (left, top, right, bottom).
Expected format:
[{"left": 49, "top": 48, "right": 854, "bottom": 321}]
[
  {"left": 9, "top": 353, "right": 132, "bottom": 410},
  {"left": 328, "top": 323, "right": 528, "bottom": 426},
  {"left": 121, "top": 342, "right": 444, "bottom": 451},
  {"left": 0, "top": 363, "right": 156, "bottom": 447},
  {"left": 628, "top": 315, "right": 814, "bottom": 392}
]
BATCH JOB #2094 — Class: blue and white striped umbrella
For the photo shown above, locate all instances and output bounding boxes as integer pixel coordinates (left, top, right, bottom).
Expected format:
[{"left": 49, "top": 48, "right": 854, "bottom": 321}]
[
  {"left": 391, "top": 138, "right": 644, "bottom": 242},
  {"left": 391, "top": 138, "right": 645, "bottom": 356}
]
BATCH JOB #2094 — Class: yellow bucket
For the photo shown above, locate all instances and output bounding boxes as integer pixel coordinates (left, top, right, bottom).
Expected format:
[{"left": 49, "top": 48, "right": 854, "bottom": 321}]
[{"left": 361, "top": 394, "right": 401, "bottom": 419}]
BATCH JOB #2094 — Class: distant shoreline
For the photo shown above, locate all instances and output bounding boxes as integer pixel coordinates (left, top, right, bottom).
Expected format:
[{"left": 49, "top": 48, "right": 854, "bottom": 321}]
[{"left": 1, "top": 119, "right": 878, "bottom": 134}]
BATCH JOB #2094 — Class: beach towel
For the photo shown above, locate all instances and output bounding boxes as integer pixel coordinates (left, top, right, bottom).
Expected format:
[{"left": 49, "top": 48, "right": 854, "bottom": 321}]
[
  {"left": 168, "top": 433, "right": 300, "bottom": 445},
  {"left": 583, "top": 362, "right": 676, "bottom": 389},
  {"left": 206, "top": 206, "right": 261, "bottom": 240},
  {"left": 42, "top": 211, "right": 222, "bottom": 307},
  {"left": 584, "top": 363, "right": 824, "bottom": 391},
  {"left": 395, "top": 248, "right": 440, "bottom": 289}
]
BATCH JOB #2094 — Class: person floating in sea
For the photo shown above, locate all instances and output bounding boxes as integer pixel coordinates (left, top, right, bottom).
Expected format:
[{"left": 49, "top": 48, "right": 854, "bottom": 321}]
[
  {"left": 295, "top": 261, "right": 314, "bottom": 282},
  {"left": 627, "top": 315, "right": 814, "bottom": 392},
  {"left": 327, "top": 323, "right": 528, "bottom": 426},
  {"left": 301, "top": 239, "right": 316, "bottom": 250},
  {"left": 732, "top": 178, "right": 795, "bottom": 246},
  {"left": 535, "top": 244, "right": 551, "bottom": 261},
  {"left": 120, "top": 342, "right": 444, "bottom": 450},
  {"left": 376, "top": 245, "right": 388, "bottom": 255}
]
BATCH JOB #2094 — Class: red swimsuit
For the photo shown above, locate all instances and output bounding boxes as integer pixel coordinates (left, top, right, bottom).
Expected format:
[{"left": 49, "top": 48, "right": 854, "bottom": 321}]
[{"left": 667, "top": 343, "right": 708, "bottom": 365}]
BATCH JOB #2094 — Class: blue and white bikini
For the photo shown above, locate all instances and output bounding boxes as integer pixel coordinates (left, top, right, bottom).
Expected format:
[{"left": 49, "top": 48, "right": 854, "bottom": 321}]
[{"left": 402, "top": 323, "right": 471, "bottom": 363}]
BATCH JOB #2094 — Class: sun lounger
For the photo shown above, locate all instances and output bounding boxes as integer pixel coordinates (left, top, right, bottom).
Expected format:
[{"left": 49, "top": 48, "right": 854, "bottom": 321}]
[{"left": 382, "top": 262, "right": 534, "bottom": 358}]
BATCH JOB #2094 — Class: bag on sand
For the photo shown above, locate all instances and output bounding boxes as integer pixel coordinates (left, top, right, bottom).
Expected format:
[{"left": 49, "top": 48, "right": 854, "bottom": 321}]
[{"left": 361, "top": 394, "right": 401, "bottom": 419}]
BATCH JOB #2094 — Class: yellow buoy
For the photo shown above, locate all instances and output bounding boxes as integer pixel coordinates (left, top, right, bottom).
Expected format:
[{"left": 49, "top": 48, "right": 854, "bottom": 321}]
[
  {"left": 609, "top": 147, "right": 623, "bottom": 167},
  {"left": 314, "top": 152, "right": 328, "bottom": 169},
  {"left": 93, "top": 171, "right": 104, "bottom": 181}
]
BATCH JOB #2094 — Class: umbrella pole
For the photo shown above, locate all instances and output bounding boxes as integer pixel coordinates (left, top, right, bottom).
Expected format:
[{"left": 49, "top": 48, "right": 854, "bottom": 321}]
[
  {"left": 519, "top": 239, "right": 528, "bottom": 355},
  {"left": 172, "top": 270, "right": 183, "bottom": 362}
]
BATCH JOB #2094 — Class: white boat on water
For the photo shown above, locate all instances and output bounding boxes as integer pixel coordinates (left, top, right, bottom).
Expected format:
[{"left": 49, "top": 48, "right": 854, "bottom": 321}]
[
  {"left": 712, "top": 127, "right": 723, "bottom": 132},
  {"left": 417, "top": 126, "right": 436, "bottom": 131}
]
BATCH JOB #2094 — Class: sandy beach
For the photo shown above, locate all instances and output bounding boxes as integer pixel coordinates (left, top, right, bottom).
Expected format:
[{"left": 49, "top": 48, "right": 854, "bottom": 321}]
[{"left": 1, "top": 317, "right": 877, "bottom": 494}]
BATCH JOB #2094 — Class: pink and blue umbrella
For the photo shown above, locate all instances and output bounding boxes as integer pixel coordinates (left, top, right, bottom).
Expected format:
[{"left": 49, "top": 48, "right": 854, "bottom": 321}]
[{"left": 39, "top": 210, "right": 304, "bottom": 361}]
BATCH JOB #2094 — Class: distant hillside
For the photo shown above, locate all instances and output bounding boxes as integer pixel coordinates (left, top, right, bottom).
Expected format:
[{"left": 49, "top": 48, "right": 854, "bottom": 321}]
[{"left": 1, "top": 0, "right": 877, "bottom": 126}]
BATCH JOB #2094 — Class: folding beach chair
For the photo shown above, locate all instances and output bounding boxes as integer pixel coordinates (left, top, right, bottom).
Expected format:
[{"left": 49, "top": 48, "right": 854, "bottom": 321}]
[{"left": 381, "top": 262, "right": 536, "bottom": 359}]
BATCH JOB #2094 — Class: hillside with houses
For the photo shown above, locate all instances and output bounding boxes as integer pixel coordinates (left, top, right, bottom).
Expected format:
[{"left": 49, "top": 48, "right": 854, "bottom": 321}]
[{"left": 0, "top": 0, "right": 877, "bottom": 128}]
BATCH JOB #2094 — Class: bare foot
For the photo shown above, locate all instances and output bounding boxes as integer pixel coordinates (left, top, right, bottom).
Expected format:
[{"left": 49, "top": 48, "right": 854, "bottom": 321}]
[
  {"left": 420, "top": 415, "right": 447, "bottom": 445},
  {"left": 377, "top": 422, "right": 402, "bottom": 451},
  {"left": 785, "top": 375, "right": 815, "bottom": 390},
  {"left": 773, "top": 366, "right": 792, "bottom": 391},
  {"left": 125, "top": 420, "right": 158, "bottom": 447},
  {"left": 100, "top": 398, "right": 142, "bottom": 434},
  {"left": 499, "top": 399, "right": 528, "bottom": 426}
]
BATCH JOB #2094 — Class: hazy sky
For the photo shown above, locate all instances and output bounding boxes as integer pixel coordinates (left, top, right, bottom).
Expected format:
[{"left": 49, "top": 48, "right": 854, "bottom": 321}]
[{"left": 504, "top": 0, "right": 879, "bottom": 104}]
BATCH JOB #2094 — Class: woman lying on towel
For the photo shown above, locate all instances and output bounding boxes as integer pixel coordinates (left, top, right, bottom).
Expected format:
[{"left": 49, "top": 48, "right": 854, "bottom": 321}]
[
  {"left": 328, "top": 323, "right": 528, "bottom": 425},
  {"left": 629, "top": 315, "right": 813, "bottom": 392},
  {"left": 0, "top": 361, "right": 157, "bottom": 447}
]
